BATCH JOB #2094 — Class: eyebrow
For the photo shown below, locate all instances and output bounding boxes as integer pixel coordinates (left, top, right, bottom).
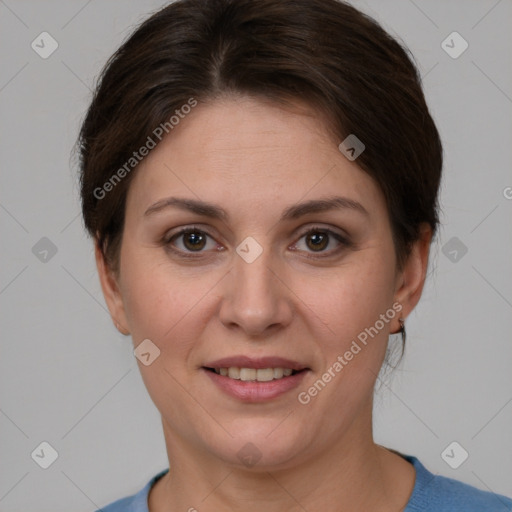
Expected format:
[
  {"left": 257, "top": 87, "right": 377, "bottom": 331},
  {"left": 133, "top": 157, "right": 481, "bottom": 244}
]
[{"left": 143, "top": 195, "right": 369, "bottom": 221}]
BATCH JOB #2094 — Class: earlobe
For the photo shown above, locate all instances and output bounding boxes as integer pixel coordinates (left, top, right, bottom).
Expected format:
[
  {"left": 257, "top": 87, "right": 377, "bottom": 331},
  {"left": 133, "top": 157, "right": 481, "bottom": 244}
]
[
  {"left": 94, "top": 240, "right": 131, "bottom": 336},
  {"left": 393, "top": 223, "right": 433, "bottom": 325}
]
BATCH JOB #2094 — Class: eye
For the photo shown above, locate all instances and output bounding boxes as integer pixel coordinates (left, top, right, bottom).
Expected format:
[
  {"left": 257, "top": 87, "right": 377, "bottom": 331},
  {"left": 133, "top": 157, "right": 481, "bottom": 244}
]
[
  {"left": 163, "top": 225, "right": 351, "bottom": 259},
  {"left": 164, "top": 227, "right": 219, "bottom": 256},
  {"left": 292, "top": 227, "right": 349, "bottom": 256}
]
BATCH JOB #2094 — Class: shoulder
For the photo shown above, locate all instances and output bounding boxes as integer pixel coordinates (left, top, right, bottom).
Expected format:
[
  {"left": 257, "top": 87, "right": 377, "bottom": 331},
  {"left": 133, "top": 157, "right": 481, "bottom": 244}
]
[
  {"left": 96, "top": 469, "right": 169, "bottom": 512},
  {"left": 403, "top": 454, "right": 512, "bottom": 512}
]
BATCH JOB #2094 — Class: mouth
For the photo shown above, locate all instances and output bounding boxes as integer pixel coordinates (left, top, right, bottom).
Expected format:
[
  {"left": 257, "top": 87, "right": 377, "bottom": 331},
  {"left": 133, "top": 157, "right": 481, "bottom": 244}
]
[
  {"left": 201, "top": 356, "right": 310, "bottom": 402},
  {"left": 203, "top": 366, "right": 305, "bottom": 382}
]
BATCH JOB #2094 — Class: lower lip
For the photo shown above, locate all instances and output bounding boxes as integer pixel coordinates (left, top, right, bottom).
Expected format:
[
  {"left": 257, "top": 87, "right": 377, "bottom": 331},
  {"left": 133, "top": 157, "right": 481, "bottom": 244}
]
[{"left": 202, "top": 368, "right": 308, "bottom": 402}]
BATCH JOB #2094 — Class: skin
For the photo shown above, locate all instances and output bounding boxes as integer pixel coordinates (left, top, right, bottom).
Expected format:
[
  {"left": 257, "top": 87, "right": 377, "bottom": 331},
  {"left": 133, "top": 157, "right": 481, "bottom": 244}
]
[{"left": 96, "top": 95, "right": 432, "bottom": 511}]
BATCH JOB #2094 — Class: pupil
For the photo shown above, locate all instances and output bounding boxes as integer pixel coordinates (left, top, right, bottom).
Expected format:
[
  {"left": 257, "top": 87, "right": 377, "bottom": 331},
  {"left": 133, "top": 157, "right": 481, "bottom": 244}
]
[
  {"left": 308, "top": 232, "right": 327, "bottom": 251},
  {"left": 185, "top": 232, "right": 205, "bottom": 250}
]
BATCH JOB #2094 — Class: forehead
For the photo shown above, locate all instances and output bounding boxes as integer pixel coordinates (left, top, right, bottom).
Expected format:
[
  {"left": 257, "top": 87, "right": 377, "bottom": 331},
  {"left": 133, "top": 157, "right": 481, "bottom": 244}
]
[{"left": 125, "top": 96, "right": 386, "bottom": 225}]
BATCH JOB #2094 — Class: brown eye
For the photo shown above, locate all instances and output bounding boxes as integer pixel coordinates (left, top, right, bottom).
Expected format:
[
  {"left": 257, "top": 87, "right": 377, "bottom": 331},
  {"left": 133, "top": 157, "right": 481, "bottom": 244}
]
[
  {"left": 182, "top": 231, "right": 206, "bottom": 251},
  {"left": 292, "top": 227, "right": 350, "bottom": 257},
  {"left": 165, "top": 227, "right": 217, "bottom": 255},
  {"left": 305, "top": 231, "right": 329, "bottom": 252}
]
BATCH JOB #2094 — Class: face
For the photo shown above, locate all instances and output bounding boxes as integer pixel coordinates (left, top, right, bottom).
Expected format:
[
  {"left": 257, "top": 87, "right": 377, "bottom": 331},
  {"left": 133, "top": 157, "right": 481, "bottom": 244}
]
[{"left": 97, "top": 95, "right": 428, "bottom": 470}]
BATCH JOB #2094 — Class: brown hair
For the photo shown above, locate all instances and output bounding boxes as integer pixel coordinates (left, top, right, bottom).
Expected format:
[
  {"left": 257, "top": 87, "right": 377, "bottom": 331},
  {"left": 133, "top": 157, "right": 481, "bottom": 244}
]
[{"left": 78, "top": 0, "right": 442, "bottom": 276}]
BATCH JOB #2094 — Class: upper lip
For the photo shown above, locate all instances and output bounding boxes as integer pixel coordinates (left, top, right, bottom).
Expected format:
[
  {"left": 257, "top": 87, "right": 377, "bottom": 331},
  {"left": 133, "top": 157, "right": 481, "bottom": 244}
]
[{"left": 203, "top": 356, "right": 309, "bottom": 371}]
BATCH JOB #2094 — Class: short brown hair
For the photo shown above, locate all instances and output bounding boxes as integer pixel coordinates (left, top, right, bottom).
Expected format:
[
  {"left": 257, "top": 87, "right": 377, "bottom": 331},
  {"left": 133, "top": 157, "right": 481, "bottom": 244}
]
[{"left": 78, "top": 0, "right": 442, "bottom": 275}]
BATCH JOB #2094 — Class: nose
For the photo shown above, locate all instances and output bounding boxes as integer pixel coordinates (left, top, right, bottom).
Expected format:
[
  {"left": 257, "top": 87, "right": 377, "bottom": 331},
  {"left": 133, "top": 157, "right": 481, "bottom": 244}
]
[{"left": 218, "top": 244, "right": 294, "bottom": 338}]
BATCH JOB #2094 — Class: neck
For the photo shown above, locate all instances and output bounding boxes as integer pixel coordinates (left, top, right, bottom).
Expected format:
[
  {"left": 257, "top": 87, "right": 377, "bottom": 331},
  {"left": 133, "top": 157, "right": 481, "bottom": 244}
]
[{"left": 149, "top": 405, "right": 415, "bottom": 512}]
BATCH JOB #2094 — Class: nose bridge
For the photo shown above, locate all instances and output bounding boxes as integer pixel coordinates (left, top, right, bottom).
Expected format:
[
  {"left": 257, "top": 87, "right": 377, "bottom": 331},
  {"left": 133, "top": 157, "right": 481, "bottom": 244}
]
[
  {"left": 234, "top": 241, "right": 278, "bottom": 308},
  {"left": 219, "top": 238, "right": 291, "bottom": 334}
]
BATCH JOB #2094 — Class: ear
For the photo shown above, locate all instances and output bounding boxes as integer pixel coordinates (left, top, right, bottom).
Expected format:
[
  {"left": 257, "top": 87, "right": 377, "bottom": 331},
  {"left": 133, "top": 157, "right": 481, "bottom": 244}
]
[
  {"left": 94, "top": 239, "right": 130, "bottom": 335},
  {"left": 393, "top": 223, "right": 433, "bottom": 328}
]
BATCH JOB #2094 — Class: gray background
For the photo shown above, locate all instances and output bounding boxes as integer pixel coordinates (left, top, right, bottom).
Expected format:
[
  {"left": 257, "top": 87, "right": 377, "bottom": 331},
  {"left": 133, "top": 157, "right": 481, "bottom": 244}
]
[{"left": 1, "top": 0, "right": 511, "bottom": 510}]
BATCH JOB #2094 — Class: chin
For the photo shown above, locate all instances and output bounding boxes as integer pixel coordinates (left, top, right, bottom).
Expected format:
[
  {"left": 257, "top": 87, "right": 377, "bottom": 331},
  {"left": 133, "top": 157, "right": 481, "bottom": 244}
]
[{"left": 208, "top": 420, "right": 313, "bottom": 471}]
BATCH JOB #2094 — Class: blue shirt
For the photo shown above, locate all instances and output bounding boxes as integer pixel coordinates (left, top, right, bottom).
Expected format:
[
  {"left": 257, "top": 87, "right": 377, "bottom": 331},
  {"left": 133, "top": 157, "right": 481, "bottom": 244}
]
[{"left": 97, "top": 454, "right": 512, "bottom": 511}]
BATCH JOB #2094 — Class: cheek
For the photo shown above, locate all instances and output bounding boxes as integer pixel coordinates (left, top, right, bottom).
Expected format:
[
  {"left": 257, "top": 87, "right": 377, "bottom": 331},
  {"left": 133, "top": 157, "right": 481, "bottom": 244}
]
[
  {"left": 119, "top": 242, "right": 188, "bottom": 342},
  {"left": 294, "top": 257, "right": 396, "bottom": 420},
  {"left": 123, "top": 272, "right": 198, "bottom": 345},
  {"left": 120, "top": 257, "right": 206, "bottom": 403},
  {"left": 119, "top": 244, "right": 220, "bottom": 372},
  {"left": 303, "top": 250, "right": 396, "bottom": 352}
]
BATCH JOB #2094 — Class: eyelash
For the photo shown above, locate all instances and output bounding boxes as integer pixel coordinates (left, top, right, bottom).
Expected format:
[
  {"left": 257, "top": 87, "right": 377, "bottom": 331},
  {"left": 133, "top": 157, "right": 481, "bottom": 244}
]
[{"left": 163, "top": 225, "right": 352, "bottom": 260}]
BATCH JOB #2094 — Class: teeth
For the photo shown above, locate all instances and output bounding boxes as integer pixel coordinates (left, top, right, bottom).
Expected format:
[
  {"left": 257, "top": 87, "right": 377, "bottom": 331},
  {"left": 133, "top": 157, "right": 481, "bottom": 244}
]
[
  {"left": 212, "top": 367, "right": 298, "bottom": 381},
  {"left": 228, "top": 367, "right": 240, "bottom": 379},
  {"left": 273, "top": 368, "right": 284, "bottom": 379},
  {"left": 256, "top": 368, "right": 274, "bottom": 382},
  {"left": 240, "top": 368, "right": 257, "bottom": 381}
]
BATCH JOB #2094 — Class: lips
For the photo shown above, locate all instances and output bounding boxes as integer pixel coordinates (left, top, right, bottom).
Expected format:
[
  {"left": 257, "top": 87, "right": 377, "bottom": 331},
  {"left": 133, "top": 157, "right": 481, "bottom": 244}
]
[
  {"left": 202, "top": 356, "right": 310, "bottom": 402},
  {"left": 211, "top": 367, "right": 295, "bottom": 382},
  {"left": 203, "top": 356, "right": 308, "bottom": 372}
]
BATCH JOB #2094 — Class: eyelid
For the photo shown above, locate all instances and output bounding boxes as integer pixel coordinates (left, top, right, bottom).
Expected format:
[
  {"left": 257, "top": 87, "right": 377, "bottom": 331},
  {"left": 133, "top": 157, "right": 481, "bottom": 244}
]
[
  {"left": 290, "top": 225, "right": 351, "bottom": 255},
  {"left": 163, "top": 224, "right": 351, "bottom": 258},
  {"left": 164, "top": 224, "right": 217, "bottom": 242},
  {"left": 294, "top": 224, "right": 349, "bottom": 242},
  {"left": 166, "top": 225, "right": 217, "bottom": 244},
  {"left": 163, "top": 225, "right": 220, "bottom": 254}
]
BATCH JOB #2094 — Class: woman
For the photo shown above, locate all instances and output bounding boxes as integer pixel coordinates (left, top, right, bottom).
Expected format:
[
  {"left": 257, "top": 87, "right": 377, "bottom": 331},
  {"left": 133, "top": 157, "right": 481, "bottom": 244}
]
[{"left": 78, "top": 0, "right": 512, "bottom": 510}]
